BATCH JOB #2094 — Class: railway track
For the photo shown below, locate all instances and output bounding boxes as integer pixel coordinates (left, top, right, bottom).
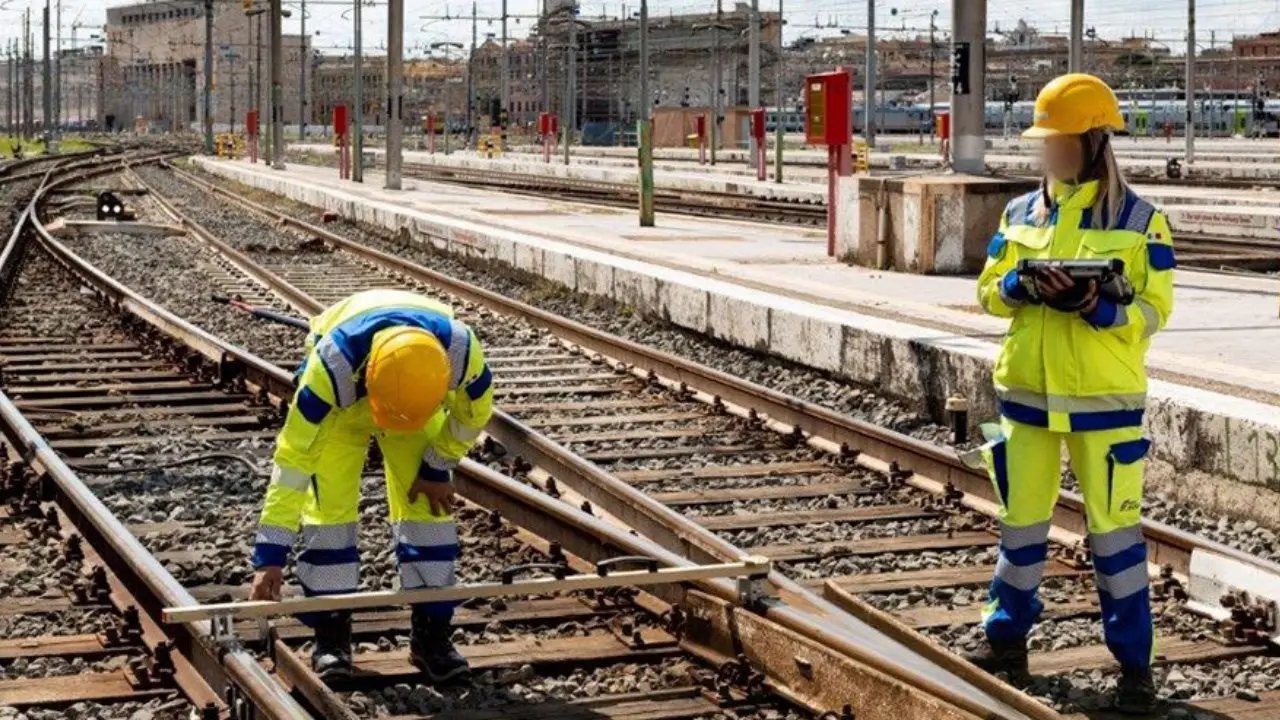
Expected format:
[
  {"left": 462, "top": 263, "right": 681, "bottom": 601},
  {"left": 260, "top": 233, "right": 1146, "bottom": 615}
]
[
  {"left": 109, "top": 162, "right": 1280, "bottom": 718},
  {"left": 0, "top": 158, "right": 918, "bottom": 720}
]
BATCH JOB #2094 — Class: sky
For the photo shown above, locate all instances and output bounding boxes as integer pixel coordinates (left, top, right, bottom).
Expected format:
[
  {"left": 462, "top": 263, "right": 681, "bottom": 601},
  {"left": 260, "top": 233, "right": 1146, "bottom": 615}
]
[{"left": 2, "top": 0, "right": 1280, "bottom": 56}]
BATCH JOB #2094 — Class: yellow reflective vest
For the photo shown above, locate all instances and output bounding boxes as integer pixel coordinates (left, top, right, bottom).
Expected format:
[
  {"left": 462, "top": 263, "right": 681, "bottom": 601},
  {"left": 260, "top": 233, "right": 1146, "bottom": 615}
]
[
  {"left": 977, "top": 181, "right": 1175, "bottom": 433},
  {"left": 259, "top": 289, "right": 494, "bottom": 537}
]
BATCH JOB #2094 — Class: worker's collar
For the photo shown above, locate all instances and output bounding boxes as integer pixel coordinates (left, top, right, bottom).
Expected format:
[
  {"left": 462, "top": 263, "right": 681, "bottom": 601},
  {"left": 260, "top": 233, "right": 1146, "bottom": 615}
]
[{"left": 1049, "top": 179, "right": 1100, "bottom": 209}]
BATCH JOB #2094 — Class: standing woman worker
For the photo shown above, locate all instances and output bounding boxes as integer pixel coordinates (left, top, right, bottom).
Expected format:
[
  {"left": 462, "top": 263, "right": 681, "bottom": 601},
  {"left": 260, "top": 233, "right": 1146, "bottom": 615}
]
[{"left": 971, "top": 74, "right": 1175, "bottom": 714}]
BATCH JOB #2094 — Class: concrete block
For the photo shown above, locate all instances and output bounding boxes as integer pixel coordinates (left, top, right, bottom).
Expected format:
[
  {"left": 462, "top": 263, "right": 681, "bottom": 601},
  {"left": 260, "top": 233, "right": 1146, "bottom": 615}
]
[
  {"left": 514, "top": 242, "right": 544, "bottom": 276},
  {"left": 659, "top": 280, "right": 710, "bottom": 333},
  {"left": 834, "top": 176, "right": 860, "bottom": 262},
  {"left": 708, "top": 292, "right": 770, "bottom": 350},
  {"left": 768, "top": 308, "right": 843, "bottom": 373},
  {"left": 543, "top": 250, "right": 578, "bottom": 291},
  {"left": 487, "top": 234, "right": 518, "bottom": 268},
  {"left": 933, "top": 193, "right": 966, "bottom": 273},
  {"left": 613, "top": 267, "right": 660, "bottom": 315},
  {"left": 575, "top": 258, "right": 614, "bottom": 297},
  {"left": 839, "top": 325, "right": 886, "bottom": 387}
]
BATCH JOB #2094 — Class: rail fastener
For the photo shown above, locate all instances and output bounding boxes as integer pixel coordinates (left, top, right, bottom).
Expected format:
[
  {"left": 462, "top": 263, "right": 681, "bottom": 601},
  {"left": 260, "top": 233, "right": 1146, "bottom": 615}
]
[{"left": 164, "top": 557, "right": 775, "bottom": 635}]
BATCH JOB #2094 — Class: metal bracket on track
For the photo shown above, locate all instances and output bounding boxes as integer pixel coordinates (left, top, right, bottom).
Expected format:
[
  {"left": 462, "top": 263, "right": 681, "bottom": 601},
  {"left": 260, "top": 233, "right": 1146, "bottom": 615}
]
[{"left": 1186, "top": 549, "right": 1280, "bottom": 645}]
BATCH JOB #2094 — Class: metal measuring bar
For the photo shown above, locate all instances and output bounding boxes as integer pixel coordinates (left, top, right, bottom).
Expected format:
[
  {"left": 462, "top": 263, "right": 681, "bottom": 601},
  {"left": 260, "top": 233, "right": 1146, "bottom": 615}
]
[{"left": 163, "top": 557, "right": 773, "bottom": 625}]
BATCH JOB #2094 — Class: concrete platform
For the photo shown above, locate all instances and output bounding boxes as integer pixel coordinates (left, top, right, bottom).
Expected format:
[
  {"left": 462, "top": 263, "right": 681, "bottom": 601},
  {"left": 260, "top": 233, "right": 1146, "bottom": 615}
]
[
  {"left": 295, "top": 144, "right": 1280, "bottom": 241},
  {"left": 193, "top": 156, "right": 1280, "bottom": 516},
  {"left": 294, "top": 143, "right": 827, "bottom": 201}
]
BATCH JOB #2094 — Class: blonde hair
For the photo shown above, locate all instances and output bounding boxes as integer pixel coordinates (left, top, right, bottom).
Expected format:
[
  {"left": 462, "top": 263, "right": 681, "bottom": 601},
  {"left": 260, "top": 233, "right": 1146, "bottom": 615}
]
[{"left": 1032, "top": 129, "right": 1128, "bottom": 230}]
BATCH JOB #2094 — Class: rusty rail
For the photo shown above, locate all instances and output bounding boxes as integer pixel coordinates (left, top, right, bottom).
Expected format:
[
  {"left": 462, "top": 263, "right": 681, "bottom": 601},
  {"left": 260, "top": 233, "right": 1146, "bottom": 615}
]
[{"left": 3, "top": 152, "right": 312, "bottom": 719}]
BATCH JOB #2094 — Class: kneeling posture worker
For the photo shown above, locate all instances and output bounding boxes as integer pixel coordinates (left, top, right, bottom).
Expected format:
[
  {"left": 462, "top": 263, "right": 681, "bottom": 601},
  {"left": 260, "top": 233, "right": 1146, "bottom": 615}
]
[
  {"left": 250, "top": 289, "right": 495, "bottom": 682},
  {"left": 973, "top": 74, "right": 1175, "bottom": 714}
]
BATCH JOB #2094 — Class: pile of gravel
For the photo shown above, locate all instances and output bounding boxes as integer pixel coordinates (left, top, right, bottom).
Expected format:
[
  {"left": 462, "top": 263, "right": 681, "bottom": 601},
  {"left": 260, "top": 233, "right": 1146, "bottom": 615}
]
[{"left": 0, "top": 697, "right": 190, "bottom": 720}]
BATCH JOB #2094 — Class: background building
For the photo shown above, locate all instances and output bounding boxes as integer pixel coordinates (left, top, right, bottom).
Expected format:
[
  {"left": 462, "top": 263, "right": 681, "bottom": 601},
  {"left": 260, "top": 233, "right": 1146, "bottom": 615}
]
[{"left": 104, "top": 0, "right": 310, "bottom": 131}]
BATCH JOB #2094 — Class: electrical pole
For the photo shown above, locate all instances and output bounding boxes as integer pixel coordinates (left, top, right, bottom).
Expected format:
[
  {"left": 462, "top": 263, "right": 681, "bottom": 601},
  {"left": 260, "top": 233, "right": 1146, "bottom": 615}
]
[
  {"left": 929, "top": 11, "right": 936, "bottom": 143},
  {"left": 1186, "top": 0, "right": 1195, "bottom": 164},
  {"left": 299, "top": 0, "right": 307, "bottom": 140},
  {"left": 564, "top": 3, "right": 574, "bottom": 164},
  {"left": 353, "top": 0, "right": 364, "bottom": 181},
  {"left": 865, "top": 0, "right": 875, "bottom": 147},
  {"left": 270, "top": 0, "right": 283, "bottom": 167},
  {"left": 53, "top": 0, "right": 60, "bottom": 140},
  {"left": 638, "top": 0, "right": 652, "bottom": 226},
  {"left": 468, "top": 1, "right": 476, "bottom": 146},
  {"left": 203, "top": 0, "right": 214, "bottom": 152},
  {"left": 1069, "top": 0, "right": 1083, "bottom": 73},
  {"left": 950, "top": 0, "right": 985, "bottom": 173},
  {"left": 42, "top": 0, "right": 50, "bottom": 146},
  {"left": 539, "top": 0, "right": 548, "bottom": 114},
  {"left": 386, "top": 0, "right": 403, "bottom": 188},
  {"left": 747, "top": 0, "right": 759, "bottom": 168},
  {"left": 501, "top": 0, "right": 508, "bottom": 144},
  {"left": 711, "top": 0, "right": 722, "bottom": 165},
  {"left": 774, "top": 0, "right": 783, "bottom": 183}
]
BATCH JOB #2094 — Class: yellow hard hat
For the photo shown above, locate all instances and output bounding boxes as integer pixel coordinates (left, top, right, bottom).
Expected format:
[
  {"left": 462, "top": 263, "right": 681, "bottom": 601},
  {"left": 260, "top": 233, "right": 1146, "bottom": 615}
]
[
  {"left": 1023, "top": 73, "right": 1125, "bottom": 139},
  {"left": 366, "top": 327, "right": 450, "bottom": 432}
]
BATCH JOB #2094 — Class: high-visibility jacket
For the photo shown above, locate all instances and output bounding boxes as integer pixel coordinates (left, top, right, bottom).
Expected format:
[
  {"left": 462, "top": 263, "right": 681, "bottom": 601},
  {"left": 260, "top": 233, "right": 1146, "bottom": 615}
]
[
  {"left": 977, "top": 180, "right": 1175, "bottom": 433},
  {"left": 254, "top": 289, "right": 494, "bottom": 566}
]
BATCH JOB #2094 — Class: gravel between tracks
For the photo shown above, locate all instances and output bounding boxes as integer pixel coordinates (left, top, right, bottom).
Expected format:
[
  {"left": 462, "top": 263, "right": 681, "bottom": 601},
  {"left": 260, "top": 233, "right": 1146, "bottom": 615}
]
[{"left": 0, "top": 697, "right": 191, "bottom": 720}]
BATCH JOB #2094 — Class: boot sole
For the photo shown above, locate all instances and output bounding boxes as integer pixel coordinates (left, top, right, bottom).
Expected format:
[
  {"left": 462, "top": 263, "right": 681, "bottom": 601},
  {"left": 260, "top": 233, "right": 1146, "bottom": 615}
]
[
  {"left": 409, "top": 654, "right": 471, "bottom": 683},
  {"left": 315, "top": 665, "right": 353, "bottom": 681}
]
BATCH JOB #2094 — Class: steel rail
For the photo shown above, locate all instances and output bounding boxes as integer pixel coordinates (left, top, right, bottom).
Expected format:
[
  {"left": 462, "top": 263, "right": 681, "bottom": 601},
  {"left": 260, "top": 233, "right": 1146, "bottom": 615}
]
[
  {"left": 5, "top": 154, "right": 312, "bottom": 719},
  {"left": 151, "top": 164, "right": 1043, "bottom": 720}
]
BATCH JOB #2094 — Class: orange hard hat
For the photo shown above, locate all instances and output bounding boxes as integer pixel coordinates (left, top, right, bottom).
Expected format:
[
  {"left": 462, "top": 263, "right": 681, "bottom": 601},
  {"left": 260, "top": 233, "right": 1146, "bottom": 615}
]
[{"left": 365, "top": 327, "right": 450, "bottom": 432}]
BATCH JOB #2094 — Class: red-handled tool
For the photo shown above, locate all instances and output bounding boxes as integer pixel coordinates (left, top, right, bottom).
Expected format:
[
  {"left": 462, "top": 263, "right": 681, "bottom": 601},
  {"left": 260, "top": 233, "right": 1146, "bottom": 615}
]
[{"left": 211, "top": 294, "right": 311, "bottom": 331}]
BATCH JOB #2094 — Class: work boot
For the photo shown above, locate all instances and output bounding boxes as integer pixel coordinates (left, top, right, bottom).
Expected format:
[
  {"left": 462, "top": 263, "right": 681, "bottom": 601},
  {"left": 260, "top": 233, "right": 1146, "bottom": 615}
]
[
  {"left": 1113, "top": 666, "right": 1159, "bottom": 715},
  {"left": 409, "top": 609, "right": 470, "bottom": 683},
  {"left": 963, "top": 638, "right": 1030, "bottom": 683},
  {"left": 310, "top": 612, "right": 353, "bottom": 680}
]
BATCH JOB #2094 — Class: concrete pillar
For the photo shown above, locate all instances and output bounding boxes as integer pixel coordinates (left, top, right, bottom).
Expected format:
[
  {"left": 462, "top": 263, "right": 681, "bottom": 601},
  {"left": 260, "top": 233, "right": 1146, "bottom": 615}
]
[
  {"left": 949, "top": 0, "right": 985, "bottom": 174},
  {"left": 385, "top": 0, "right": 403, "bottom": 188}
]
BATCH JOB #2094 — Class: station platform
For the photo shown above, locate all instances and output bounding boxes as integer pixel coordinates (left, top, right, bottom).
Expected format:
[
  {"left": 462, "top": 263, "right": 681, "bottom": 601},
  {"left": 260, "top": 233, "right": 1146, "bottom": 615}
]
[
  {"left": 192, "top": 155, "right": 1280, "bottom": 519},
  {"left": 296, "top": 144, "right": 1280, "bottom": 241}
]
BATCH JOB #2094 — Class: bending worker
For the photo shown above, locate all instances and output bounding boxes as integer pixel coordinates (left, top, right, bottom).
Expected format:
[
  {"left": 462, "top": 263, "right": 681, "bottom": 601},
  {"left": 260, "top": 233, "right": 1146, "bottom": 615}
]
[
  {"left": 249, "top": 289, "right": 494, "bottom": 682},
  {"left": 971, "top": 74, "right": 1174, "bottom": 714}
]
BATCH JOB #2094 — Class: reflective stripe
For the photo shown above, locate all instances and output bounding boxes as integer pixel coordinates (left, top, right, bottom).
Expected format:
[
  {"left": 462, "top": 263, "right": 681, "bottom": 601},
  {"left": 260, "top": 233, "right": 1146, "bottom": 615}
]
[
  {"left": 1135, "top": 297, "right": 1160, "bottom": 338},
  {"left": 316, "top": 336, "right": 357, "bottom": 408},
  {"left": 422, "top": 445, "right": 458, "bottom": 472},
  {"left": 995, "top": 387, "right": 1147, "bottom": 414},
  {"left": 1005, "top": 192, "right": 1035, "bottom": 227},
  {"left": 301, "top": 523, "right": 359, "bottom": 551},
  {"left": 255, "top": 525, "right": 297, "bottom": 547},
  {"left": 1095, "top": 562, "right": 1150, "bottom": 600},
  {"left": 1122, "top": 195, "right": 1156, "bottom": 234},
  {"left": 1090, "top": 525, "right": 1145, "bottom": 558},
  {"left": 399, "top": 559, "right": 455, "bottom": 589},
  {"left": 993, "top": 555, "right": 1045, "bottom": 592},
  {"left": 447, "top": 416, "right": 482, "bottom": 442},
  {"left": 1000, "top": 521, "right": 1051, "bottom": 550},
  {"left": 447, "top": 321, "right": 470, "bottom": 389},
  {"left": 297, "top": 561, "right": 360, "bottom": 594},
  {"left": 271, "top": 465, "right": 312, "bottom": 492},
  {"left": 392, "top": 520, "right": 458, "bottom": 549}
]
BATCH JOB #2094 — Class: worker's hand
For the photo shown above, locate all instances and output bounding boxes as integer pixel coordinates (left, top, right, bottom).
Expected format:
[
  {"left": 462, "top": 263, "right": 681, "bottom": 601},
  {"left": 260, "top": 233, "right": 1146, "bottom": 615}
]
[
  {"left": 250, "top": 566, "right": 284, "bottom": 601},
  {"left": 1076, "top": 279, "right": 1099, "bottom": 315},
  {"left": 1033, "top": 267, "right": 1076, "bottom": 299},
  {"left": 409, "top": 478, "right": 457, "bottom": 516}
]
